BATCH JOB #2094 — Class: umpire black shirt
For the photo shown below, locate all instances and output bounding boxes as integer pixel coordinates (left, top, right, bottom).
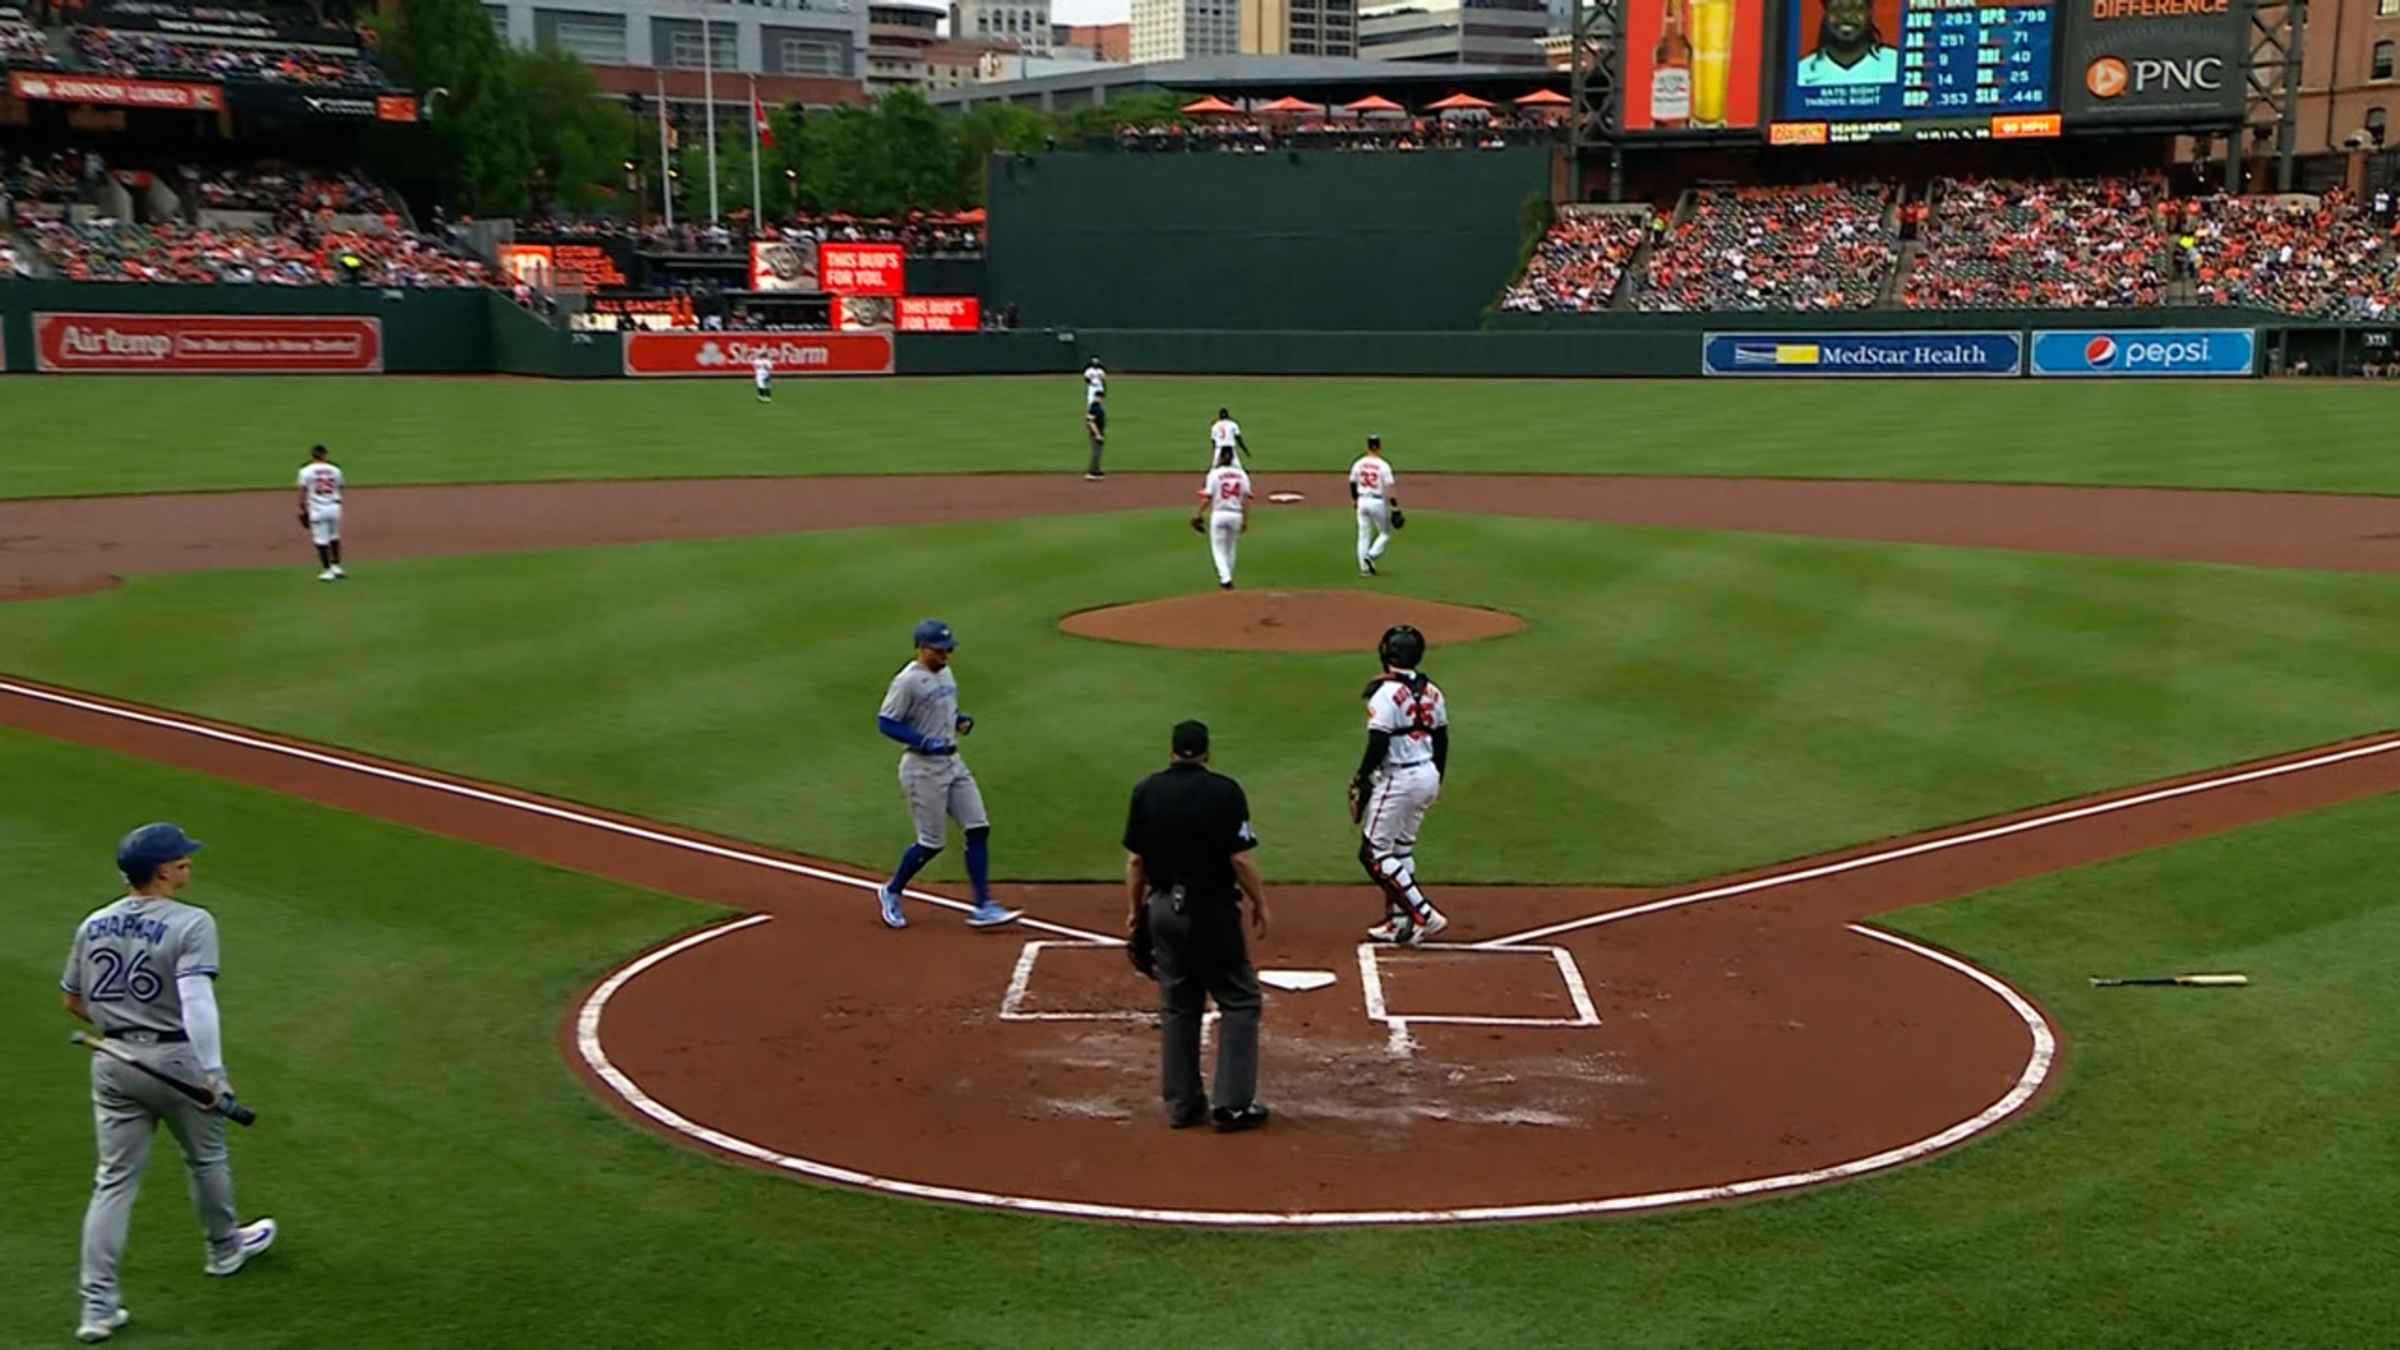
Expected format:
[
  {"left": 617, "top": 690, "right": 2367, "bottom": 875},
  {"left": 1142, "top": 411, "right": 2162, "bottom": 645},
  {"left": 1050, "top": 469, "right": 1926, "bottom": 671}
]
[{"left": 1122, "top": 762, "right": 1257, "bottom": 904}]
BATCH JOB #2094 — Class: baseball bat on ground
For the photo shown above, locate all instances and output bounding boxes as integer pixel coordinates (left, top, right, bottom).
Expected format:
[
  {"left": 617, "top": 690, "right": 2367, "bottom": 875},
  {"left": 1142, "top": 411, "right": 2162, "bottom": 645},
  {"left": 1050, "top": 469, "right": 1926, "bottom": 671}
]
[
  {"left": 69, "top": 1032, "right": 258, "bottom": 1126},
  {"left": 2088, "top": 974, "right": 2250, "bottom": 988}
]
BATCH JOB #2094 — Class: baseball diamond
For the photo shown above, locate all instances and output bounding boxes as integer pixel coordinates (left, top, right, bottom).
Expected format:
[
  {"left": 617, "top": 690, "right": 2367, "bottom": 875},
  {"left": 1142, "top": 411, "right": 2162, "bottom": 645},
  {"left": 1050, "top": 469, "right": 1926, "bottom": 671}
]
[{"left": 8, "top": 369, "right": 2400, "bottom": 1345}]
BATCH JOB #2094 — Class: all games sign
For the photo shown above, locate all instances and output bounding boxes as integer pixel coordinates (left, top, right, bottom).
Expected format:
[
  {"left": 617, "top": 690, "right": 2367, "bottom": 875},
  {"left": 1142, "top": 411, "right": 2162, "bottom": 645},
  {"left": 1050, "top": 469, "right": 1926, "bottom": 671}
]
[{"left": 2060, "top": 0, "right": 2245, "bottom": 126}]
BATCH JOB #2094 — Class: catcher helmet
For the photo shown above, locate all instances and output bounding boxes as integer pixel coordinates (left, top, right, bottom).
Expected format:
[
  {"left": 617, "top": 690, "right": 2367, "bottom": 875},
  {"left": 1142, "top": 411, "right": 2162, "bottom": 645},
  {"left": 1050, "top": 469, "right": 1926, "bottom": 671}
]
[
  {"left": 1378, "top": 624, "right": 1426, "bottom": 670},
  {"left": 116, "top": 822, "right": 203, "bottom": 886}
]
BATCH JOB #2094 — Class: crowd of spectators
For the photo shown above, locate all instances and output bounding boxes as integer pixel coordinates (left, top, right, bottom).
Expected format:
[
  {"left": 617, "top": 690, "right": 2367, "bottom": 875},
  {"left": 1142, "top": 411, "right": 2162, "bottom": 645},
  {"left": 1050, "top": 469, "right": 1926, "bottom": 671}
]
[
  {"left": 1900, "top": 177, "right": 2173, "bottom": 310},
  {"left": 2185, "top": 190, "right": 2400, "bottom": 321},
  {"left": 1633, "top": 184, "right": 1896, "bottom": 312},
  {"left": 519, "top": 211, "right": 984, "bottom": 256},
  {"left": 2, "top": 7, "right": 57, "bottom": 66},
  {"left": 1108, "top": 116, "right": 1547, "bottom": 155},
  {"left": 3, "top": 147, "right": 99, "bottom": 207},
  {"left": 25, "top": 218, "right": 494, "bottom": 287},
  {"left": 182, "top": 161, "right": 393, "bottom": 217},
  {"left": 73, "top": 27, "right": 385, "bottom": 86},
  {"left": 1496, "top": 212, "right": 1648, "bottom": 312},
  {"left": 1, "top": 237, "right": 29, "bottom": 277}
]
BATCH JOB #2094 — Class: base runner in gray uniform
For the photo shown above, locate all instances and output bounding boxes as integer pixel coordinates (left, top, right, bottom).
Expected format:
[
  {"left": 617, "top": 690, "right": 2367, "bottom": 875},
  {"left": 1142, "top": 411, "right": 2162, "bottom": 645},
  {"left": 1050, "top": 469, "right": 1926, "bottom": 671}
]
[
  {"left": 60, "top": 823, "right": 277, "bottom": 1344},
  {"left": 873, "top": 619, "right": 1024, "bottom": 930}
]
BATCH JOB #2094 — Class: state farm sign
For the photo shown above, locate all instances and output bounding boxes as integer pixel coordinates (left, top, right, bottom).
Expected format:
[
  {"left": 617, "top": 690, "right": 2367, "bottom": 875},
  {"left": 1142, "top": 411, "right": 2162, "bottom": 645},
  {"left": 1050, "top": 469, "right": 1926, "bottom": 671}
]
[
  {"left": 34, "top": 314, "right": 383, "bottom": 373},
  {"left": 8, "top": 71, "right": 224, "bottom": 111},
  {"left": 620, "top": 331, "right": 895, "bottom": 377},
  {"left": 2061, "top": 0, "right": 2244, "bottom": 125}
]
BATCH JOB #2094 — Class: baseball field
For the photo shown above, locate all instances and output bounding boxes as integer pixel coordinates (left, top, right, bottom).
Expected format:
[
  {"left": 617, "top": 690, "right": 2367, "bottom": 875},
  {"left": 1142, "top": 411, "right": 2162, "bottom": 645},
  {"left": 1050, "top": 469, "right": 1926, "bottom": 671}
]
[{"left": 4, "top": 373, "right": 2397, "bottom": 1347}]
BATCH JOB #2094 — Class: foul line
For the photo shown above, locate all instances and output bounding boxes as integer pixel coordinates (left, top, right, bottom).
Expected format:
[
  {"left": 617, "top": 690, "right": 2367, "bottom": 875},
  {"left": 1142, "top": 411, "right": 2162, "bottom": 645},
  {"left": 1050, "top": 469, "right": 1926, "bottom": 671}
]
[
  {"left": 1479, "top": 736, "right": 2400, "bottom": 949},
  {"left": 0, "top": 677, "right": 1118, "bottom": 945},
  {"left": 575, "top": 916, "right": 2056, "bottom": 1226}
]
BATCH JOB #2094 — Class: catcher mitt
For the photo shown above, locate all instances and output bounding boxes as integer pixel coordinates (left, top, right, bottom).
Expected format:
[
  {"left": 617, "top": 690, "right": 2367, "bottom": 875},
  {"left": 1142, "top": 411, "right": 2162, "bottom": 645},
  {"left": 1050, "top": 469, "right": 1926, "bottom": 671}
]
[
  {"left": 1347, "top": 779, "right": 1365, "bottom": 825},
  {"left": 1189, "top": 515, "right": 1206, "bottom": 534},
  {"left": 1390, "top": 506, "right": 1407, "bottom": 530}
]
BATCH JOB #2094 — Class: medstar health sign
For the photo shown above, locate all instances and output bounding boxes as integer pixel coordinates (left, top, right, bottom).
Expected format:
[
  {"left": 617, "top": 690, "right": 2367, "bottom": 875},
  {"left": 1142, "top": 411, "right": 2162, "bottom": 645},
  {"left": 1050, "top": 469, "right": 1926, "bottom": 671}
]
[{"left": 1703, "top": 332, "right": 2023, "bottom": 377}]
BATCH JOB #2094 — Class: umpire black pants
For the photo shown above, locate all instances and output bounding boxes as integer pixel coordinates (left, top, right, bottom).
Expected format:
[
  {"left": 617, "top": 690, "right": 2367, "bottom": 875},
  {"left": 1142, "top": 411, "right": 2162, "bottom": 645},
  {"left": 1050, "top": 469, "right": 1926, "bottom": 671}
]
[{"left": 1149, "top": 893, "right": 1262, "bottom": 1122}]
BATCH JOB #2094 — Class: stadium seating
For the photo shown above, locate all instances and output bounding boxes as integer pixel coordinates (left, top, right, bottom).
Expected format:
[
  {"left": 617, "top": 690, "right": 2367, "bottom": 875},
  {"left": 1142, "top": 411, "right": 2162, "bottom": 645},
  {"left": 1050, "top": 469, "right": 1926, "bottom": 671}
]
[
  {"left": 2, "top": 147, "right": 96, "bottom": 207},
  {"left": 72, "top": 26, "right": 387, "bottom": 87},
  {"left": 2186, "top": 191, "right": 2400, "bottom": 321},
  {"left": 1633, "top": 184, "right": 1896, "bottom": 312},
  {"left": 1497, "top": 212, "right": 1647, "bottom": 312},
  {"left": 521, "top": 213, "right": 984, "bottom": 257},
  {"left": 1110, "top": 118, "right": 1539, "bottom": 154},
  {"left": 1900, "top": 177, "right": 2171, "bottom": 309},
  {"left": 1, "top": 7, "right": 57, "bottom": 66},
  {"left": 26, "top": 219, "right": 495, "bottom": 287},
  {"left": 184, "top": 161, "right": 393, "bottom": 217}
]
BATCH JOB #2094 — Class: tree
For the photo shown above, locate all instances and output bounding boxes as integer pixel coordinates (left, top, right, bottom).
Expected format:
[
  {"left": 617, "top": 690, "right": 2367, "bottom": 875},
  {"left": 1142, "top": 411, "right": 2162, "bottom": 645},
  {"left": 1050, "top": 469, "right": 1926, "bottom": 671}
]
[
  {"left": 365, "top": 0, "right": 534, "bottom": 216},
  {"left": 515, "top": 44, "right": 637, "bottom": 216}
]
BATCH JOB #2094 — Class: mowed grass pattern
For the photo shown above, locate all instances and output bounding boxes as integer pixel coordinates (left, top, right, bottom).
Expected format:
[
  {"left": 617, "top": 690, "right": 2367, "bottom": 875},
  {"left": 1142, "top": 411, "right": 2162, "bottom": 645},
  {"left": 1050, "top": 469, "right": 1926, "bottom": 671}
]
[
  {"left": 6, "top": 374, "right": 2400, "bottom": 497},
  {"left": 4, "top": 729, "right": 2395, "bottom": 1348},
  {"left": 0, "top": 508, "right": 2391, "bottom": 884}
]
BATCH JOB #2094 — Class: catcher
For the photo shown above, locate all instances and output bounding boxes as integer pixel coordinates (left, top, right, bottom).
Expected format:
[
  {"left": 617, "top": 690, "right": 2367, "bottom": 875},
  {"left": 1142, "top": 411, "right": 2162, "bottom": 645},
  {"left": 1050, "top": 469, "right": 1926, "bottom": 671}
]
[{"left": 1349, "top": 624, "right": 1449, "bottom": 944}]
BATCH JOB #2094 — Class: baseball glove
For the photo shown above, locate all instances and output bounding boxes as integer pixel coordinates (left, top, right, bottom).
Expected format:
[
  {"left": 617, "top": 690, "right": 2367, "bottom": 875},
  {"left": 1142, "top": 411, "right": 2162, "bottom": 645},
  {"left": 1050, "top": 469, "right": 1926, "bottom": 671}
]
[
  {"left": 1189, "top": 515, "right": 1206, "bottom": 534},
  {"left": 1347, "top": 779, "right": 1365, "bottom": 825},
  {"left": 1390, "top": 507, "right": 1407, "bottom": 530},
  {"left": 295, "top": 511, "right": 308, "bottom": 528},
  {"left": 1126, "top": 899, "right": 1156, "bottom": 979}
]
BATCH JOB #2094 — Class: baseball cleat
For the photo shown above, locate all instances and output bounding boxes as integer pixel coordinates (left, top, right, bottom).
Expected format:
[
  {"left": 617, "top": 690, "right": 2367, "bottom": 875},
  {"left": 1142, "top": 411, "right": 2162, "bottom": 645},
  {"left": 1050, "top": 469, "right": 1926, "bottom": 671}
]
[
  {"left": 330, "top": 565, "right": 346, "bottom": 579},
  {"left": 75, "top": 1308, "right": 130, "bottom": 1343},
  {"left": 1403, "top": 908, "right": 1449, "bottom": 946},
  {"left": 1365, "top": 918, "right": 1410, "bottom": 943},
  {"left": 965, "top": 901, "right": 1023, "bottom": 929},
  {"left": 1219, "top": 580, "right": 1233, "bottom": 590},
  {"left": 317, "top": 569, "right": 336, "bottom": 581},
  {"left": 205, "top": 1218, "right": 276, "bottom": 1277},
  {"left": 878, "top": 883, "right": 908, "bottom": 929},
  {"left": 1085, "top": 472, "right": 1105, "bottom": 480},
  {"left": 1211, "top": 1103, "right": 1270, "bottom": 1133},
  {"left": 1363, "top": 558, "right": 1378, "bottom": 576}
]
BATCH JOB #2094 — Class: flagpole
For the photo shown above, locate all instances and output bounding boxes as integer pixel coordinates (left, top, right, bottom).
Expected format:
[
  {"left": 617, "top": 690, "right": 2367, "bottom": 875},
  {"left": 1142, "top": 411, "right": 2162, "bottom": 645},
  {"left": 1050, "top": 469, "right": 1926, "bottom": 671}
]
[
  {"left": 656, "top": 69, "right": 673, "bottom": 229},
  {"left": 702, "top": 4, "right": 719, "bottom": 225},
  {"left": 750, "top": 74, "right": 763, "bottom": 226}
]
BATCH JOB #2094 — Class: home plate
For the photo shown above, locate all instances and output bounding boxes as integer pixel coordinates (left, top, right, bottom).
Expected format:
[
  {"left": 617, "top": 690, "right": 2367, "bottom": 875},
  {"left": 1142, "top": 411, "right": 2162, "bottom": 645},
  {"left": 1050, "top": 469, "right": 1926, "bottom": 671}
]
[
  {"left": 1261, "top": 969, "right": 1336, "bottom": 992},
  {"left": 1265, "top": 491, "right": 1306, "bottom": 503}
]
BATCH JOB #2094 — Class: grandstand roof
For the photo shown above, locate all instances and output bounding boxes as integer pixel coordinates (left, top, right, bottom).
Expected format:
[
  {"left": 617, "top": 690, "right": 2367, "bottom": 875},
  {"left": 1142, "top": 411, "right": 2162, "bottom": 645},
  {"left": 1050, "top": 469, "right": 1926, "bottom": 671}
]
[{"left": 934, "top": 54, "right": 1560, "bottom": 110}]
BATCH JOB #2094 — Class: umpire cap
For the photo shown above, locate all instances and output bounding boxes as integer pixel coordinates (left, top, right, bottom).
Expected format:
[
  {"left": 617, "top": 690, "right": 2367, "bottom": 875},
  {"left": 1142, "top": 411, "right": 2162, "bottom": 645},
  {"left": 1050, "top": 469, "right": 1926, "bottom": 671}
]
[
  {"left": 912, "top": 618, "right": 957, "bottom": 651},
  {"left": 116, "top": 822, "right": 204, "bottom": 885}
]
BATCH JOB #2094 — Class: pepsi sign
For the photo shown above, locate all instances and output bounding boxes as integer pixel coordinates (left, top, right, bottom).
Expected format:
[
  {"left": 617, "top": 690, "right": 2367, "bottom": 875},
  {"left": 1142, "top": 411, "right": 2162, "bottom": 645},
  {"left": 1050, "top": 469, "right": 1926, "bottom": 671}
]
[{"left": 2029, "top": 328, "right": 2256, "bottom": 378}]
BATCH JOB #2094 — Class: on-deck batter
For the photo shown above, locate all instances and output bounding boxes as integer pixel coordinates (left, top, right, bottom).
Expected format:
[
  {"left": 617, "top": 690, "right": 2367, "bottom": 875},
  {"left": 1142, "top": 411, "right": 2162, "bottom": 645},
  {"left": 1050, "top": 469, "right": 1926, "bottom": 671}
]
[
  {"left": 295, "top": 444, "right": 344, "bottom": 581},
  {"left": 1350, "top": 625, "right": 1450, "bottom": 945},
  {"left": 873, "top": 619, "right": 1023, "bottom": 931},
  {"left": 1195, "top": 446, "right": 1253, "bottom": 590},
  {"left": 61, "top": 823, "right": 277, "bottom": 1344}
]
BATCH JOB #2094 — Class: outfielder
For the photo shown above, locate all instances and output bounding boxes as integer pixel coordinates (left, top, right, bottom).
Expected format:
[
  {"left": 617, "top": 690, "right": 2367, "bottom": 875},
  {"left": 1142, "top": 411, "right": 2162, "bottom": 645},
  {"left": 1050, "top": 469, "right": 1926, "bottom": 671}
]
[
  {"left": 1084, "top": 358, "right": 1109, "bottom": 478},
  {"left": 62, "top": 824, "right": 277, "bottom": 1344},
  {"left": 753, "top": 355, "right": 774, "bottom": 404},
  {"left": 1349, "top": 625, "right": 1449, "bottom": 945},
  {"left": 873, "top": 619, "right": 1023, "bottom": 931},
  {"left": 1208, "top": 407, "right": 1250, "bottom": 468},
  {"left": 1348, "top": 435, "right": 1402, "bottom": 576},
  {"left": 295, "top": 444, "right": 344, "bottom": 581},
  {"left": 1193, "top": 445, "right": 1253, "bottom": 589}
]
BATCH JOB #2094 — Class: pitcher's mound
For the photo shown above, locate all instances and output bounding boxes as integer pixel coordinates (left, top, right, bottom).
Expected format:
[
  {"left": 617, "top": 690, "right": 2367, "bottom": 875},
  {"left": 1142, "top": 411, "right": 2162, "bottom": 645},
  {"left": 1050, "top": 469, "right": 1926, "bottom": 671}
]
[{"left": 1061, "top": 590, "right": 1526, "bottom": 653}]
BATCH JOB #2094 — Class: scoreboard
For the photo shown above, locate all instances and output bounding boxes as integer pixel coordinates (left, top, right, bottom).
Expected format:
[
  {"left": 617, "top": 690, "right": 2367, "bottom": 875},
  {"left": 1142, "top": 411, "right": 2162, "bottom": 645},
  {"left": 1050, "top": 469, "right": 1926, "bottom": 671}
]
[{"left": 1769, "top": 0, "right": 2063, "bottom": 145}]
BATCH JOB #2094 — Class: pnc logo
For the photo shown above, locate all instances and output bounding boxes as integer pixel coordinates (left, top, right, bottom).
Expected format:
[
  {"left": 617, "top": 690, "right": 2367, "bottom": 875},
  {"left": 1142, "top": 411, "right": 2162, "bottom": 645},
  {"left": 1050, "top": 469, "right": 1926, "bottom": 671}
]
[
  {"left": 2086, "top": 58, "right": 2128, "bottom": 99},
  {"left": 2084, "top": 336, "right": 2119, "bottom": 366},
  {"left": 2088, "top": 55, "right": 2225, "bottom": 99}
]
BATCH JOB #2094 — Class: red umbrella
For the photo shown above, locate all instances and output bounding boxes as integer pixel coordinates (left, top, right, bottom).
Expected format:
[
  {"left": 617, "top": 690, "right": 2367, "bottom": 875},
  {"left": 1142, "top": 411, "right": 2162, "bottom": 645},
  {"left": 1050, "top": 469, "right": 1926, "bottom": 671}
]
[
  {"left": 1343, "top": 93, "right": 1405, "bottom": 115},
  {"left": 1256, "top": 95, "right": 1321, "bottom": 115},
  {"left": 1426, "top": 92, "right": 1495, "bottom": 111},
  {"left": 1181, "top": 95, "right": 1242, "bottom": 116},
  {"left": 1514, "top": 88, "right": 1572, "bottom": 107}
]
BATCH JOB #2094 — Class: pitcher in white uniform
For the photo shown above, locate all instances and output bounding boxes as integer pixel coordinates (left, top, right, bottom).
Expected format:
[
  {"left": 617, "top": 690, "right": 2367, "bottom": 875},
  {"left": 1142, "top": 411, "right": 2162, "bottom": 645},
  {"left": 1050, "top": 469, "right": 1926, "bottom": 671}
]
[
  {"left": 295, "top": 444, "right": 344, "bottom": 581},
  {"left": 1348, "top": 435, "right": 1398, "bottom": 576},
  {"left": 1194, "top": 446, "right": 1253, "bottom": 590},
  {"left": 1348, "top": 624, "right": 1450, "bottom": 945}
]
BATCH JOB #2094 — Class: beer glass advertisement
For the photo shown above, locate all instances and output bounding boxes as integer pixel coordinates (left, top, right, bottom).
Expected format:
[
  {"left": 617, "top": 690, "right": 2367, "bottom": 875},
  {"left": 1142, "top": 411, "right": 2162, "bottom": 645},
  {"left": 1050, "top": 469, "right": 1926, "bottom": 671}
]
[
  {"left": 1772, "top": 0, "right": 2062, "bottom": 142},
  {"left": 1623, "top": 0, "right": 1764, "bottom": 133}
]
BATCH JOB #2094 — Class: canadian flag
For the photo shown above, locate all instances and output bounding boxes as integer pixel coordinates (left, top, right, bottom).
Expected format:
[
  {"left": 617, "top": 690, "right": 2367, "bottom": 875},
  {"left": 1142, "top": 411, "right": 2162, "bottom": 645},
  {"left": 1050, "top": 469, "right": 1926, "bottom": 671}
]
[{"left": 752, "top": 90, "right": 774, "bottom": 150}]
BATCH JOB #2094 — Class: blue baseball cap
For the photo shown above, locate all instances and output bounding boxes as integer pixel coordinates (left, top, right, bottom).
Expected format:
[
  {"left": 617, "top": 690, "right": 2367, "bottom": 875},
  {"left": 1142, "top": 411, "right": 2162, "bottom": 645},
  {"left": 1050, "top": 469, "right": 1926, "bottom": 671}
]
[
  {"left": 116, "top": 822, "right": 203, "bottom": 884},
  {"left": 912, "top": 619, "right": 957, "bottom": 651}
]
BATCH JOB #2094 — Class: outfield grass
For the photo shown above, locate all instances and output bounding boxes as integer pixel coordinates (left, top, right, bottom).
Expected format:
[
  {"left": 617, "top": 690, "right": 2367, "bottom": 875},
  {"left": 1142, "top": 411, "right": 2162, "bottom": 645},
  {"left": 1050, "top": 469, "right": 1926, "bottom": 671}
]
[
  {"left": 5, "top": 375, "right": 2400, "bottom": 498},
  {"left": 0, "top": 510, "right": 2389, "bottom": 885},
  {"left": 5, "top": 728, "right": 2394, "bottom": 1348}
]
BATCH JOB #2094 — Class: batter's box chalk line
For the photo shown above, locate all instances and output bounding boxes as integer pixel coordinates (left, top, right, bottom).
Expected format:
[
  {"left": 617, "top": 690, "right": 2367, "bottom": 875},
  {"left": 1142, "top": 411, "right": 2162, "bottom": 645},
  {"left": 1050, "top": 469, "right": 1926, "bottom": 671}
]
[{"left": 1357, "top": 942, "right": 1602, "bottom": 1060}]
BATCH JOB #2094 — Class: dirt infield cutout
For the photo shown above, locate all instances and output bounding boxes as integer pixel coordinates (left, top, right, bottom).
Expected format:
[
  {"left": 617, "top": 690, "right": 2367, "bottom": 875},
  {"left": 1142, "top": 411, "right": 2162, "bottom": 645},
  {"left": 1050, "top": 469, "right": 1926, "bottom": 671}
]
[{"left": 1060, "top": 589, "right": 1527, "bottom": 652}]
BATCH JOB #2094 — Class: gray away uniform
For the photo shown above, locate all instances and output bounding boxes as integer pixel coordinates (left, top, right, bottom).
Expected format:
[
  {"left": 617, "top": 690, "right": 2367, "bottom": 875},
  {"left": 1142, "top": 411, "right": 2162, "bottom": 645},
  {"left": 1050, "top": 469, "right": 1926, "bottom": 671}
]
[
  {"left": 880, "top": 660, "right": 990, "bottom": 848},
  {"left": 61, "top": 896, "right": 245, "bottom": 1318}
]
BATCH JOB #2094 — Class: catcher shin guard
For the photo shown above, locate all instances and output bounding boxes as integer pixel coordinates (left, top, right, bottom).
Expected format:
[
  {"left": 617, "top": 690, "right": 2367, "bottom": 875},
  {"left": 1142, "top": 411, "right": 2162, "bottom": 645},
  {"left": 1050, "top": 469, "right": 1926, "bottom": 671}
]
[{"left": 1359, "top": 839, "right": 1432, "bottom": 923}]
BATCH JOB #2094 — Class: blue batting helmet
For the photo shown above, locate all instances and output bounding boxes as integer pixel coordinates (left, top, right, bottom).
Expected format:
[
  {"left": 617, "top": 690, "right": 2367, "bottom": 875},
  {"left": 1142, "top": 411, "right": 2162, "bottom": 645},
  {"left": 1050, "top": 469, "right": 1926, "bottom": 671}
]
[
  {"left": 912, "top": 619, "right": 957, "bottom": 651},
  {"left": 116, "top": 822, "right": 203, "bottom": 885}
]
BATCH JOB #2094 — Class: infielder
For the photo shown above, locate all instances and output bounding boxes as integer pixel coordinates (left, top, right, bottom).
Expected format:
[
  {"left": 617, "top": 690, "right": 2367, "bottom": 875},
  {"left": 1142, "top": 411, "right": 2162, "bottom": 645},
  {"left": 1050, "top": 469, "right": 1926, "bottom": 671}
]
[
  {"left": 1349, "top": 625, "right": 1450, "bottom": 945},
  {"left": 1208, "top": 407, "right": 1250, "bottom": 469},
  {"left": 1348, "top": 435, "right": 1402, "bottom": 576},
  {"left": 1085, "top": 389, "right": 1108, "bottom": 480},
  {"left": 873, "top": 619, "right": 1023, "bottom": 930},
  {"left": 753, "top": 355, "right": 774, "bottom": 404},
  {"left": 1193, "top": 445, "right": 1253, "bottom": 590},
  {"left": 295, "top": 444, "right": 344, "bottom": 581},
  {"left": 62, "top": 823, "right": 277, "bottom": 1344}
]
